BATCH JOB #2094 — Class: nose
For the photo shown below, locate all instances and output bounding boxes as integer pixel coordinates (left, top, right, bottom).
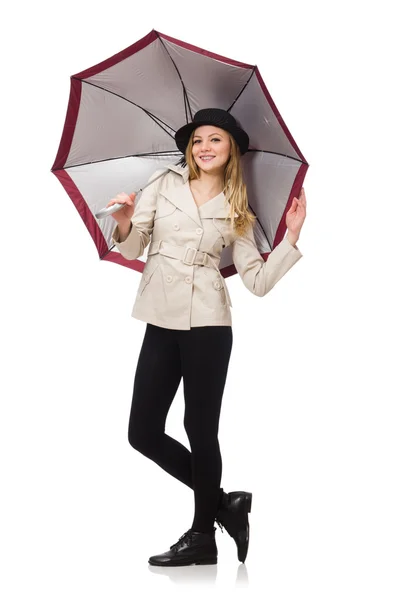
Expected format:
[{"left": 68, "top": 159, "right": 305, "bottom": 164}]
[{"left": 200, "top": 139, "right": 212, "bottom": 152}]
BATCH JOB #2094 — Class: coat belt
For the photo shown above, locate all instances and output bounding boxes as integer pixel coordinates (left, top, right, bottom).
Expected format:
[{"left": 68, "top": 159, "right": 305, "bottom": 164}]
[{"left": 147, "top": 240, "right": 232, "bottom": 307}]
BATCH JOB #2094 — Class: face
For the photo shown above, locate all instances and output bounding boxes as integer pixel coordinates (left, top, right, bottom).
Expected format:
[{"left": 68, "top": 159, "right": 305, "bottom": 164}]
[{"left": 191, "top": 125, "right": 231, "bottom": 173}]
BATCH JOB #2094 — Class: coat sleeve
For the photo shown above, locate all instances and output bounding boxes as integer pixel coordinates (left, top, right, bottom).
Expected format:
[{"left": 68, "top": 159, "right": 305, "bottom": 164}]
[
  {"left": 231, "top": 225, "right": 303, "bottom": 297},
  {"left": 111, "top": 170, "right": 164, "bottom": 260}
]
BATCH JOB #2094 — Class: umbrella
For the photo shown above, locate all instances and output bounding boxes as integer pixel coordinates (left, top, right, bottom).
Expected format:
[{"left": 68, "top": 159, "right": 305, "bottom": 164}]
[{"left": 51, "top": 29, "right": 309, "bottom": 277}]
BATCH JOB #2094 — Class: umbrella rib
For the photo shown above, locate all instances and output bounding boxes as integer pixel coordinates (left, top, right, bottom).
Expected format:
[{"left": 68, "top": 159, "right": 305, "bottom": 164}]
[
  {"left": 156, "top": 34, "right": 194, "bottom": 123},
  {"left": 183, "top": 88, "right": 193, "bottom": 123},
  {"left": 71, "top": 77, "right": 177, "bottom": 139},
  {"left": 226, "top": 68, "right": 256, "bottom": 112},
  {"left": 247, "top": 149, "right": 308, "bottom": 165},
  {"left": 132, "top": 150, "right": 182, "bottom": 157},
  {"left": 52, "top": 150, "right": 182, "bottom": 171},
  {"left": 247, "top": 204, "right": 271, "bottom": 249}
]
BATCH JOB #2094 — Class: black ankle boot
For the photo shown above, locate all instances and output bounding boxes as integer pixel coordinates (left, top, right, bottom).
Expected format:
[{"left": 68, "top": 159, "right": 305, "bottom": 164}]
[
  {"left": 148, "top": 527, "right": 217, "bottom": 566},
  {"left": 215, "top": 490, "right": 252, "bottom": 563}
]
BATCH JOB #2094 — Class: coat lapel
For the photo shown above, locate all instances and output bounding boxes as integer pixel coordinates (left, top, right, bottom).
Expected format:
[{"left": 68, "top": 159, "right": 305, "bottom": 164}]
[{"left": 161, "top": 163, "right": 238, "bottom": 225}]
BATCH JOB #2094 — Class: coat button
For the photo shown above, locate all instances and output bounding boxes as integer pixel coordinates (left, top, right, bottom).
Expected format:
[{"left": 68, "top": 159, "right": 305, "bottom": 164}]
[
  {"left": 173, "top": 223, "right": 180, "bottom": 230},
  {"left": 214, "top": 280, "right": 222, "bottom": 290},
  {"left": 185, "top": 276, "right": 192, "bottom": 284},
  {"left": 166, "top": 275, "right": 173, "bottom": 283},
  {"left": 196, "top": 227, "right": 203, "bottom": 235}
]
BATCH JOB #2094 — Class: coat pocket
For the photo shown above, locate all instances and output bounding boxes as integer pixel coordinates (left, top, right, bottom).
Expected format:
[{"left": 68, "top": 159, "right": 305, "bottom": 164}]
[
  {"left": 138, "top": 260, "right": 160, "bottom": 296},
  {"left": 203, "top": 269, "right": 228, "bottom": 307},
  {"left": 212, "top": 277, "right": 228, "bottom": 306}
]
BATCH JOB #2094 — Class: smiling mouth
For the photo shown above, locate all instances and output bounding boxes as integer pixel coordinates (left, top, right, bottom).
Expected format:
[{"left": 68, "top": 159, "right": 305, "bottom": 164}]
[{"left": 200, "top": 156, "right": 215, "bottom": 161}]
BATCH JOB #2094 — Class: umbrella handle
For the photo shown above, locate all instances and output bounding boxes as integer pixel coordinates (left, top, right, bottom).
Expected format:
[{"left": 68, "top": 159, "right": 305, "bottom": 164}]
[
  {"left": 95, "top": 168, "right": 171, "bottom": 220},
  {"left": 96, "top": 203, "right": 126, "bottom": 219}
]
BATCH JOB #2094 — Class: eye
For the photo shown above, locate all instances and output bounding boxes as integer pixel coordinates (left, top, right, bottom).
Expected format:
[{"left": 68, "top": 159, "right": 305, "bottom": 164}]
[
  {"left": 193, "top": 139, "right": 201, "bottom": 144},
  {"left": 211, "top": 138, "right": 221, "bottom": 142}
]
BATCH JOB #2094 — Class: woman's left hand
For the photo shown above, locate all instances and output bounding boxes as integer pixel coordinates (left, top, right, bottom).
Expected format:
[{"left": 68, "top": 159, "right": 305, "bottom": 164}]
[{"left": 286, "top": 187, "right": 307, "bottom": 238}]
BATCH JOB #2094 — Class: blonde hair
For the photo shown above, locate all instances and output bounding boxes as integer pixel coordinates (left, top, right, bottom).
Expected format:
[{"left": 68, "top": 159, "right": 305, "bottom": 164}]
[{"left": 185, "top": 132, "right": 256, "bottom": 237}]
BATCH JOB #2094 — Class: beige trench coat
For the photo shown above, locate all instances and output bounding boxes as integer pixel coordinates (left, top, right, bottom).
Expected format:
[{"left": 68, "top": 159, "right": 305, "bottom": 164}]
[{"left": 111, "top": 163, "right": 303, "bottom": 330}]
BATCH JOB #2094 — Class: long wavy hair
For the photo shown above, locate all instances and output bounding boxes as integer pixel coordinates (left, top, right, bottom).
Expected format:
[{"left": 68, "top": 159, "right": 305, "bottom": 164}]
[{"left": 184, "top": 132, "right": 256, "bottom": 237}]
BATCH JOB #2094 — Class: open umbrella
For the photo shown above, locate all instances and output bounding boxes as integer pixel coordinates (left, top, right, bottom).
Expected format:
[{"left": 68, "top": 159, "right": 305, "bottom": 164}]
[{"left": 51, "top": 29, "right": 309, "bottom": 277}]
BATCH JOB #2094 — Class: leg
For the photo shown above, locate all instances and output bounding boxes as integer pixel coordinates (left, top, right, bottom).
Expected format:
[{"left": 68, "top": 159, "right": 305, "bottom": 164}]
[
  {"left": 178, "top": 325, "right": 233, "bottom": 533},
  {"left": 128, "top": 323, "right": 192, "bottom": 486}
]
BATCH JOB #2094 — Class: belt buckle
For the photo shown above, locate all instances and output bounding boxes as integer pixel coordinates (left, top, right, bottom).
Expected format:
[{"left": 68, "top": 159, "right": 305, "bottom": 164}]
[{"left": 183, "top": 246, "right": 197, "bottom": 265}]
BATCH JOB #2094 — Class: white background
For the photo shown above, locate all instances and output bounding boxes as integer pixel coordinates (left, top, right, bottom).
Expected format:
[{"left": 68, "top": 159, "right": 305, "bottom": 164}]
[{"left": 2, "top": 0, "right": 396, "bottom": 597}]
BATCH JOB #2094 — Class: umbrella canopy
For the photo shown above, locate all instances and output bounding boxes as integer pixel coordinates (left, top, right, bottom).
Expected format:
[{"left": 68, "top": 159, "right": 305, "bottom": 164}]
[{"left": 51, "top": 29, "right": 309, "bottom": 276}]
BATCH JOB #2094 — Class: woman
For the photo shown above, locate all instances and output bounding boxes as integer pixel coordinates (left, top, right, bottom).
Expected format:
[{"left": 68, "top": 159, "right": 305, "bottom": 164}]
[{"left": 107, "top": 108, "right": 307, "bottom": 567}]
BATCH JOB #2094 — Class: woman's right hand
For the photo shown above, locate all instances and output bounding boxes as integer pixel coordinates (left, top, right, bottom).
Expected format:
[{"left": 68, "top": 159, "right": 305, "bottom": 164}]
[{"left": 106, "top": 192, "right": 136, "bottom": 224}]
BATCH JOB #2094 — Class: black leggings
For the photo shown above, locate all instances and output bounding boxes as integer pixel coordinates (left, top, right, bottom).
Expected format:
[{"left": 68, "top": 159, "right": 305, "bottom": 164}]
[{"left": 128, "top": 322, "right": 233, "bottom": 533}]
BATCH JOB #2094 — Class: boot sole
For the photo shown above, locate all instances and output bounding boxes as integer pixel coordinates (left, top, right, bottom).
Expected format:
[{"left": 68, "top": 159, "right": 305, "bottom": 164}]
[
  {"left": 236, "top": 523, "right": 249, "bottom": 563},
  {"left": 230, "top": 492, "right": 252, "bottom": 563},
  {"left": 148, "top": 557, "right": 217, "bottom": 566}
]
